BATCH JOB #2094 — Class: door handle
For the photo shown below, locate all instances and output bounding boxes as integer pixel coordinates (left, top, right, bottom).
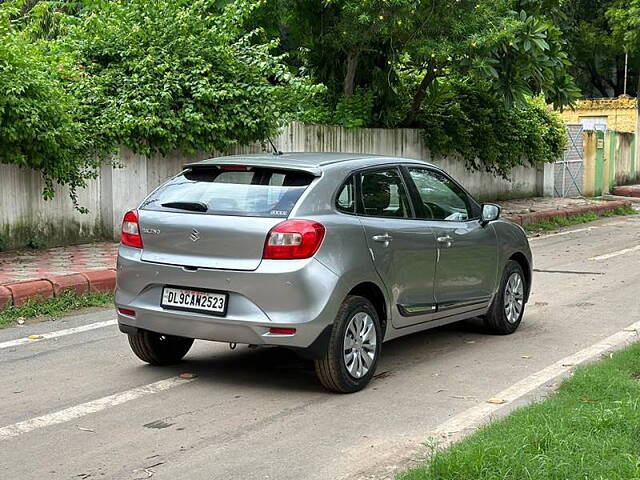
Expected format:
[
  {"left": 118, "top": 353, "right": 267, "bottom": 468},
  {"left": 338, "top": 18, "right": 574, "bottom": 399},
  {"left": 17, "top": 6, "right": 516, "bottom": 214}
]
[
  {"left": 437, "top": 235, "right": 453, "bottom": 247},
  {"left": 372, "top": 233, "right": 393, "bottom": 245}
]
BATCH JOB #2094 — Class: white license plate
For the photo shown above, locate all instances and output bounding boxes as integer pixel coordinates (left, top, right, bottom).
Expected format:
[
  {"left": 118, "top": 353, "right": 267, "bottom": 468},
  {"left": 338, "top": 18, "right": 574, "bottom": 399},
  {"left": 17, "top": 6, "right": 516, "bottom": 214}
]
[{"left": 161, "top": 287, "right": 228, "bottom": 316}]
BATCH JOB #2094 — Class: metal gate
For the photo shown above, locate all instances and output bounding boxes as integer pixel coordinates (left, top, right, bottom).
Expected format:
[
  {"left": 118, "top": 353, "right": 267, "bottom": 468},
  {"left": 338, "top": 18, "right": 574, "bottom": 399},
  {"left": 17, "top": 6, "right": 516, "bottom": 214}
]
[{"left": 554, "top": 124, "right": 583, "bottom": 197}]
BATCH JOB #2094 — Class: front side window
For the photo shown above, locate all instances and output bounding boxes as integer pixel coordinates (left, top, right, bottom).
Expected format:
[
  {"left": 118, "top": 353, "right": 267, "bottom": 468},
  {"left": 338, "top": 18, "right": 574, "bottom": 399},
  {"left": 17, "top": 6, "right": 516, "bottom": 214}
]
[
  {"left": 141, "top": 167, "right": 314, "bottom": 218},
  {"left": 359, "top": 168, "right": 412, "bottom": 218},
  {"left": 407, "top": 168, "right": 471, "bottom": 221}
]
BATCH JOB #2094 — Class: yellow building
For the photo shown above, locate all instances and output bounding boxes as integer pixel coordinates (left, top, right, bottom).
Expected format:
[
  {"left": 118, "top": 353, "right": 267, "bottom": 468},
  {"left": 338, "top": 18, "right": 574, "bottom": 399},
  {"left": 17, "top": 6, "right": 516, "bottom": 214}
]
[{"left": 558, "top": 95, "right": 637, "bottom": 134}]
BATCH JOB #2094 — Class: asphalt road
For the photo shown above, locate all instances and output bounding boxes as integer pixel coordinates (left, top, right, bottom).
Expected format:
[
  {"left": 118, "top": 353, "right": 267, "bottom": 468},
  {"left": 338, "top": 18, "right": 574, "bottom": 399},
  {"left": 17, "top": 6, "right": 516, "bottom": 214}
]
[{"left": 2, "top": 214, "right": 640, "bottom": 480}]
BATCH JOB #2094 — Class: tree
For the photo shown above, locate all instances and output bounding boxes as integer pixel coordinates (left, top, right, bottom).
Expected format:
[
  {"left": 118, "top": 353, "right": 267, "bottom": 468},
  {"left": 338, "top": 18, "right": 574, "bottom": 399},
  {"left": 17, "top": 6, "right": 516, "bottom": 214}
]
[
  {"left": 259, "top": 0, "right": 578, "bottom": 127},
  {"left": 254, "top": 0, "right": 573, "bottom": 173},
  {"left": 0, "top": 0, "right": 319, "bottom": 206},
  {"left": 0, "top": 1, "right": 100, "bottom": 211},
  {"left": 63, "top": 0, "right": 319, "bottom": 157},
  {"left": 560, "top": 0, "right": 639, "bottom": 97},
  {"left": 607, "top": 0, "right": 640, "bottom": 95}
]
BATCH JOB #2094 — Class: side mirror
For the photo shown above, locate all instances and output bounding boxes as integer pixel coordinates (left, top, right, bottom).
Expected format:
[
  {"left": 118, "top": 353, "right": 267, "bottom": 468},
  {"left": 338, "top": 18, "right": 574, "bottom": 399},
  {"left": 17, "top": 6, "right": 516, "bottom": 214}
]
[{"left": 481, "top": 203, "right": 501, "bottom": 226}]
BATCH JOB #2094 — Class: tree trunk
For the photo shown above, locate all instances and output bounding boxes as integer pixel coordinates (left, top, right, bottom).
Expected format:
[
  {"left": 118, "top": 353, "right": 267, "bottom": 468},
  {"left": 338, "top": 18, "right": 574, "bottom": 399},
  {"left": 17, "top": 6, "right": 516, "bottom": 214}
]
[
  {"left": 402, "top": 68, "right": 437, "bottom": 127},
  {"left": 343, "top": 51, "right": 359, "bottom": 96}
]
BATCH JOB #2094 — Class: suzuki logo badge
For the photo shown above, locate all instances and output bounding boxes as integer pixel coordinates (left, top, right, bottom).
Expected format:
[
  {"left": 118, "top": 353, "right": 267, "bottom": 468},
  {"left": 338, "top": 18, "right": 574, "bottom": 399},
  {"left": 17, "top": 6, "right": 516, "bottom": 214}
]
[{"left": 190, "top": 228, "right": 200, "bottom": 242}]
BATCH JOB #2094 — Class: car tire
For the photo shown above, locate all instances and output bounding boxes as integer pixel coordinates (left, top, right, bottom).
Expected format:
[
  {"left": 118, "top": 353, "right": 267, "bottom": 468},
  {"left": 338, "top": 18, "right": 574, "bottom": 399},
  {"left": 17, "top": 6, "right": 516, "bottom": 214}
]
[
  {"left": 484, "top": 260, "right": 527, "bottom": 335},
  {"left": 314, "top": 295, "right": 382, "bottom": 393},
  {"left": 128, "top": 330, "right": 194, "bottom": 365}
]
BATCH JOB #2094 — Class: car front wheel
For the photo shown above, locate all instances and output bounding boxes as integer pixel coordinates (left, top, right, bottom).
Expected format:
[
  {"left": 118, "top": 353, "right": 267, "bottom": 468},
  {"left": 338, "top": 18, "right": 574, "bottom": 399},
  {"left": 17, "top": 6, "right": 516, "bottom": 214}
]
[
  {"left": 484, "top": 260, "right": 527, "bottom": 335},
  {"left": 314, "top": 295, "right": 382, "bottom": 393},
  {"left": 128, "top": 330, "right": 194, "bottom": 365}
]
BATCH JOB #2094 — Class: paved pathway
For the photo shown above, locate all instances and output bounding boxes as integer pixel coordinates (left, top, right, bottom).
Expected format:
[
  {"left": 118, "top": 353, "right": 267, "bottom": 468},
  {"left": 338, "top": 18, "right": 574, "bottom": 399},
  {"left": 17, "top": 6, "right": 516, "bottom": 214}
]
[{"left": 0, "top": 242, "right": 118, "bottom": 285}]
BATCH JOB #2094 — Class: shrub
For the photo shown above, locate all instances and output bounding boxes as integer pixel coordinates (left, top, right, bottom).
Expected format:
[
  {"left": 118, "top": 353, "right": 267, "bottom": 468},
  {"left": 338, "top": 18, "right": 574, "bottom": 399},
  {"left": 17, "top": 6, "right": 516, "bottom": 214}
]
[{"left": 419, "top": 81, "right": 566, "bottom": 177}]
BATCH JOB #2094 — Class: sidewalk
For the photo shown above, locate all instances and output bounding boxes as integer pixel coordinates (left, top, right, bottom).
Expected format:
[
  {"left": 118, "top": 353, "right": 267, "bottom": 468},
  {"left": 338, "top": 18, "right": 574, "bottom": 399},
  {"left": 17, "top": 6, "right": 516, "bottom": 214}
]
[
  {"left": 0, "top": 243, "right": 118, "bottom": 308},
  {"left": 611, "top": 184, "right": 640, "bottom": 198},
  {"left": 0, "top": 197, "right": 632, "bottom": 309},
  {"left": 500, "top": 197, "right": 632, "bottom": 226}
]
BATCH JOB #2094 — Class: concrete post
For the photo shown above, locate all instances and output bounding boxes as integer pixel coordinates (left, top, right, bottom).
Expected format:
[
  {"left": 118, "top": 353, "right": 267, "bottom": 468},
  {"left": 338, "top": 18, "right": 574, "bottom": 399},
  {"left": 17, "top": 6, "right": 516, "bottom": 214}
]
[{"left": 536, "top": 163, "right": 554, "bottom": 197}]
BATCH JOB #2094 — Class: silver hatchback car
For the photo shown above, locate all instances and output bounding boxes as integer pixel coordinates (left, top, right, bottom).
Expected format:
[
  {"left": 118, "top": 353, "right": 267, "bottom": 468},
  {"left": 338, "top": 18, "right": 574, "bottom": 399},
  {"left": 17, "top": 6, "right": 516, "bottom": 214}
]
[{"left": 116, "top": 153, "right": 532, "bottom": 392}]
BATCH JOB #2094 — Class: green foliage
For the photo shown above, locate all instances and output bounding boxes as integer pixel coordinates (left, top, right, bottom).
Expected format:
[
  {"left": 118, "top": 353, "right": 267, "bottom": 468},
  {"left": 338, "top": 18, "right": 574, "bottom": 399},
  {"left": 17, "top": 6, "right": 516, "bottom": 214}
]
[
  {"left": 0, "top": 0, "right": 318, "bottom": 206},
  {"left": 607, "top": 0, "right": 640, "bottom": 55},
  {"left": 560, "top": 0, "right": 639, "bottom": 97},
  {"left": 334, "top": 90, "right": 374, "bottom": 128},
  {"left": 258, "top": 0, "right": 578, "bottom": 174},
  {"left": 0, "top": 291, "right": 114, "bottom": 328},
  {"left": 525, "top": 205, "right": 636, "bottom": 232},
  {"left": 300, "top": 89, "right": 374, "bottom": 128},
  {"left": 1, "top": 0, "right": 585, "bottom": 189},
  {"left": 420, "top": 82, "right": 567, "bottom": 177},
  {"left": 63, "top": 0, "right": 319, "bottom": 157},
  {"left": 0, "top": 2, "right": 100, "bottom": 211}
]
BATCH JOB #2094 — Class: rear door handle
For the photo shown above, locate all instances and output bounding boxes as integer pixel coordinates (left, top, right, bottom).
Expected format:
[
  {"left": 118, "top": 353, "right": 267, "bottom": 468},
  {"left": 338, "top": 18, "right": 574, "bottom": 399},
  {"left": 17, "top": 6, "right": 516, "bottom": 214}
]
[
  {"left": 372, "top": 233, "right": 393, "bottom": 245},
  {"left": 437, "top": 235, "right": 453, "bottom": 247}
]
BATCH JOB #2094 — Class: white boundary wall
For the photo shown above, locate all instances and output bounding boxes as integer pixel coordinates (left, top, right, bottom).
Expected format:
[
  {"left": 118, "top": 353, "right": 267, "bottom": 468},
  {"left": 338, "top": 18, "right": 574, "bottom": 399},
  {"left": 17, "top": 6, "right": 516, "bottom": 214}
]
[{"left": 0, "top": 122, "right": 549, "bottom": 247}]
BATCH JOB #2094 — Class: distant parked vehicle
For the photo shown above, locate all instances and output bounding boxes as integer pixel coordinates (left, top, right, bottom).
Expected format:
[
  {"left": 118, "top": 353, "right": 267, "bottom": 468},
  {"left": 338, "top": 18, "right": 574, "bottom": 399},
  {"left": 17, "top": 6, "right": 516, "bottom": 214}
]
[{"left": 116, "top": 153, "right": 532, "bottom": 392}]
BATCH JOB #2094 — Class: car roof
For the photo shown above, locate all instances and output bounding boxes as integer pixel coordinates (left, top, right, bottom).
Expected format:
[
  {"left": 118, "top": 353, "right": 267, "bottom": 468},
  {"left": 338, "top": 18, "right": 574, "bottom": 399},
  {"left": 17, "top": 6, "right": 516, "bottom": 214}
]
[{"left": 184, "top": 152, "right": 435, "bottom": 174}]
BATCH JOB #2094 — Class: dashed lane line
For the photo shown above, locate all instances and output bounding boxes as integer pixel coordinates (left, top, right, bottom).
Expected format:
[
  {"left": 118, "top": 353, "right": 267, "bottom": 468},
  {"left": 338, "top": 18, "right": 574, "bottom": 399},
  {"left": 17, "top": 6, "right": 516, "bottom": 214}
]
[{"left": 0, "top": 376, "right": 196, "bottom": 441}]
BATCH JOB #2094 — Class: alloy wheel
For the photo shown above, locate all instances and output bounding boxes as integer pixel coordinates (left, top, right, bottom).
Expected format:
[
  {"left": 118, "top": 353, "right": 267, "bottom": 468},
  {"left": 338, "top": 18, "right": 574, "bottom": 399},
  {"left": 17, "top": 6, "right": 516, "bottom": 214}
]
[
  {"left": 504, "top": 272, "right": 524, "bottom": 324},
  {"left": 343, "top": 311, "right": 377, "bottom": 378}
]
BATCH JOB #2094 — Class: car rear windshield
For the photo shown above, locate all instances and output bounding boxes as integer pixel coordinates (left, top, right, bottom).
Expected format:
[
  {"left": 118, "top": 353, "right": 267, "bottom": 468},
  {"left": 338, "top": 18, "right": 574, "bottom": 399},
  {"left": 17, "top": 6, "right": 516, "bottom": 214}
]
[{"left": 141, "top": 166, "right": 315, "bottom": 218}]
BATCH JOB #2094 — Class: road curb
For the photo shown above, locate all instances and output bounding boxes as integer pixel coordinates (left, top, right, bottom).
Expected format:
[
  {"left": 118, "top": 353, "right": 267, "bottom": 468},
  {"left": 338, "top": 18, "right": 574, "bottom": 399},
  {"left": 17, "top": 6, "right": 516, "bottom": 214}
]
[
  {"left": 0, "top": 285, "right": 13, "bottom": 309},
  {"left": 0, "top": 269, "right": 115, "bottom": 309},
  {"left": 611, "top": 185, "right": 640, "bottom": 198},
  {"left": 505, "top": 199, "right": 632, "bottom": 226}
]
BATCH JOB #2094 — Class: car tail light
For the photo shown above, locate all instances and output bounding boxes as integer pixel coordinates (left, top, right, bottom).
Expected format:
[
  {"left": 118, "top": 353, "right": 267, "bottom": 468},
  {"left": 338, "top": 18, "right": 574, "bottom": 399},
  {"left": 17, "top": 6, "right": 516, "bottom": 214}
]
[
  {"left": 121, "top": 210, "right": 143, "bottom": 248},
  {"left": 118, "top": 307, "right": 136, "bottom": 317},
  {"left": 263, "top": 220, "right": 325, "bottom": 260}
]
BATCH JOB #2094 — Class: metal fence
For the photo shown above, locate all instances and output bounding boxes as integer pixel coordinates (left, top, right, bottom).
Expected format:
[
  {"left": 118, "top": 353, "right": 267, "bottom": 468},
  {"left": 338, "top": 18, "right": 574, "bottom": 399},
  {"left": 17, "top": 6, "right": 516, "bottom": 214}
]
[{"left": 554, "top": 124, "right": 583, "bottom": 197}]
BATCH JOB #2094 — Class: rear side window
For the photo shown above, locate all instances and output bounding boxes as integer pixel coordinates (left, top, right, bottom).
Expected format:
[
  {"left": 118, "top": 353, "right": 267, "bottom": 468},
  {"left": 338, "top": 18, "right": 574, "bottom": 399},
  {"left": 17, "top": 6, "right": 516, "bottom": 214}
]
[
  {"left": 141, "top": 167, "right": 314, "bottom": 218},
  {"left": 336, "top": 176, "right": 356, "bottom": 213}
]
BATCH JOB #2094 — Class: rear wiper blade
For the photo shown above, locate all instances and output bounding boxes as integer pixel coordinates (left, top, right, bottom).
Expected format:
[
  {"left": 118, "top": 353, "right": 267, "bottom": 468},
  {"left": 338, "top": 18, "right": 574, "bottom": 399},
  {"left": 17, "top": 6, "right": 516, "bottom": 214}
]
[{"left": 161, "top": 201, "right": 208, "bottom": 212}]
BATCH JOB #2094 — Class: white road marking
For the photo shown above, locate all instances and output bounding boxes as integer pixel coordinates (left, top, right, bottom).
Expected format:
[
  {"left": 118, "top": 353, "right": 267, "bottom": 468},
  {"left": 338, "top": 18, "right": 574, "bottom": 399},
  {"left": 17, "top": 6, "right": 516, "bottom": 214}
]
[
  {"left": 429, "top": 319, "right": 640, "bottom": 447},
  {"left": 590, "top": 244, "right": 640, "bottom": 261},
  {"left": 0, "top": 319, "right": 117, "bottom": 350},
  {"left": 0, "top": 376, "right": 195, "bottom": 441}
]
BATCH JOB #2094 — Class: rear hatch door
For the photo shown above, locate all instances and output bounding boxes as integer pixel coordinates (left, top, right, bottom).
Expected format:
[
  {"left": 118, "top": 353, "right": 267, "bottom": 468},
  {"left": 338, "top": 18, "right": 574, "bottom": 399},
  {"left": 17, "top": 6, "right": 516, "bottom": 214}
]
[{"left": 138, "top": 166, "right": 314, "bottom": 271}]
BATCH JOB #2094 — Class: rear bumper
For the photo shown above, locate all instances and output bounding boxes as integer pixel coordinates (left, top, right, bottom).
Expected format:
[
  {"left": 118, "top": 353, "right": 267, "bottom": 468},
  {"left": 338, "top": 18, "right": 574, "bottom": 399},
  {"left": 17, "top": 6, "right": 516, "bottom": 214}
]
[{"left": 115, "top": 246, "right": 342, "bottom": 350}]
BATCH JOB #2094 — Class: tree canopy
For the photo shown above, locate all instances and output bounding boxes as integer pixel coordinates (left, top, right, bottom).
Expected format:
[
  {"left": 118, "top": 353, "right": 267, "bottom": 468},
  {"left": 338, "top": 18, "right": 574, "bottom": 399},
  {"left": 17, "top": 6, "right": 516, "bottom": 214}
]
[
  {"left": 0, "top": 2, "right": 99, "bottom": 210},
  {"left": 4, "top": 0, "right": 628, "bottom": 206},
  {"left": 560, "top": 0, "right": 639, "bottom": 97},
  {"left": 0, "top": 0, "right": 317, "bottom": 206}
]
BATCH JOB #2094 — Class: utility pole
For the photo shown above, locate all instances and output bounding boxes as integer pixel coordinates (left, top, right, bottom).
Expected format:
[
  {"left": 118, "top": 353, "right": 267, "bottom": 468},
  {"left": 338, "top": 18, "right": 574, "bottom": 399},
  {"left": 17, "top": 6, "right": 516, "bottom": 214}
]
[{"left": 623, "top": 48, "right": 628, "bottom": 96}]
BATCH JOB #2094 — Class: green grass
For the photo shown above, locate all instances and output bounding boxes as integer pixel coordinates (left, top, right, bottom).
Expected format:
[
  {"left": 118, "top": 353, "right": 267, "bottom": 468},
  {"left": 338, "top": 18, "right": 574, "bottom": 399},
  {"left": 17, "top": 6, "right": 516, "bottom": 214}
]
[
  {"left": 525, "top": 205, "right": 636, "bottom": 232},
  {"left": 0, "top": 292, "right": 114, "bottom": 328},
  {"left": 399, "top": 342, "right": 640, "bottom": 480}
]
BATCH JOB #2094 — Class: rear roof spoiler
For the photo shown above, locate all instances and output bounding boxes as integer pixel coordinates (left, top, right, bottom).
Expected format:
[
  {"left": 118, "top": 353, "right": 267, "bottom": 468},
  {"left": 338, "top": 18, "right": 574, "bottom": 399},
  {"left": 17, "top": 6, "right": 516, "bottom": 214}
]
[{"left": 183, "top": 159, "right": 322, "bottom": 176}]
